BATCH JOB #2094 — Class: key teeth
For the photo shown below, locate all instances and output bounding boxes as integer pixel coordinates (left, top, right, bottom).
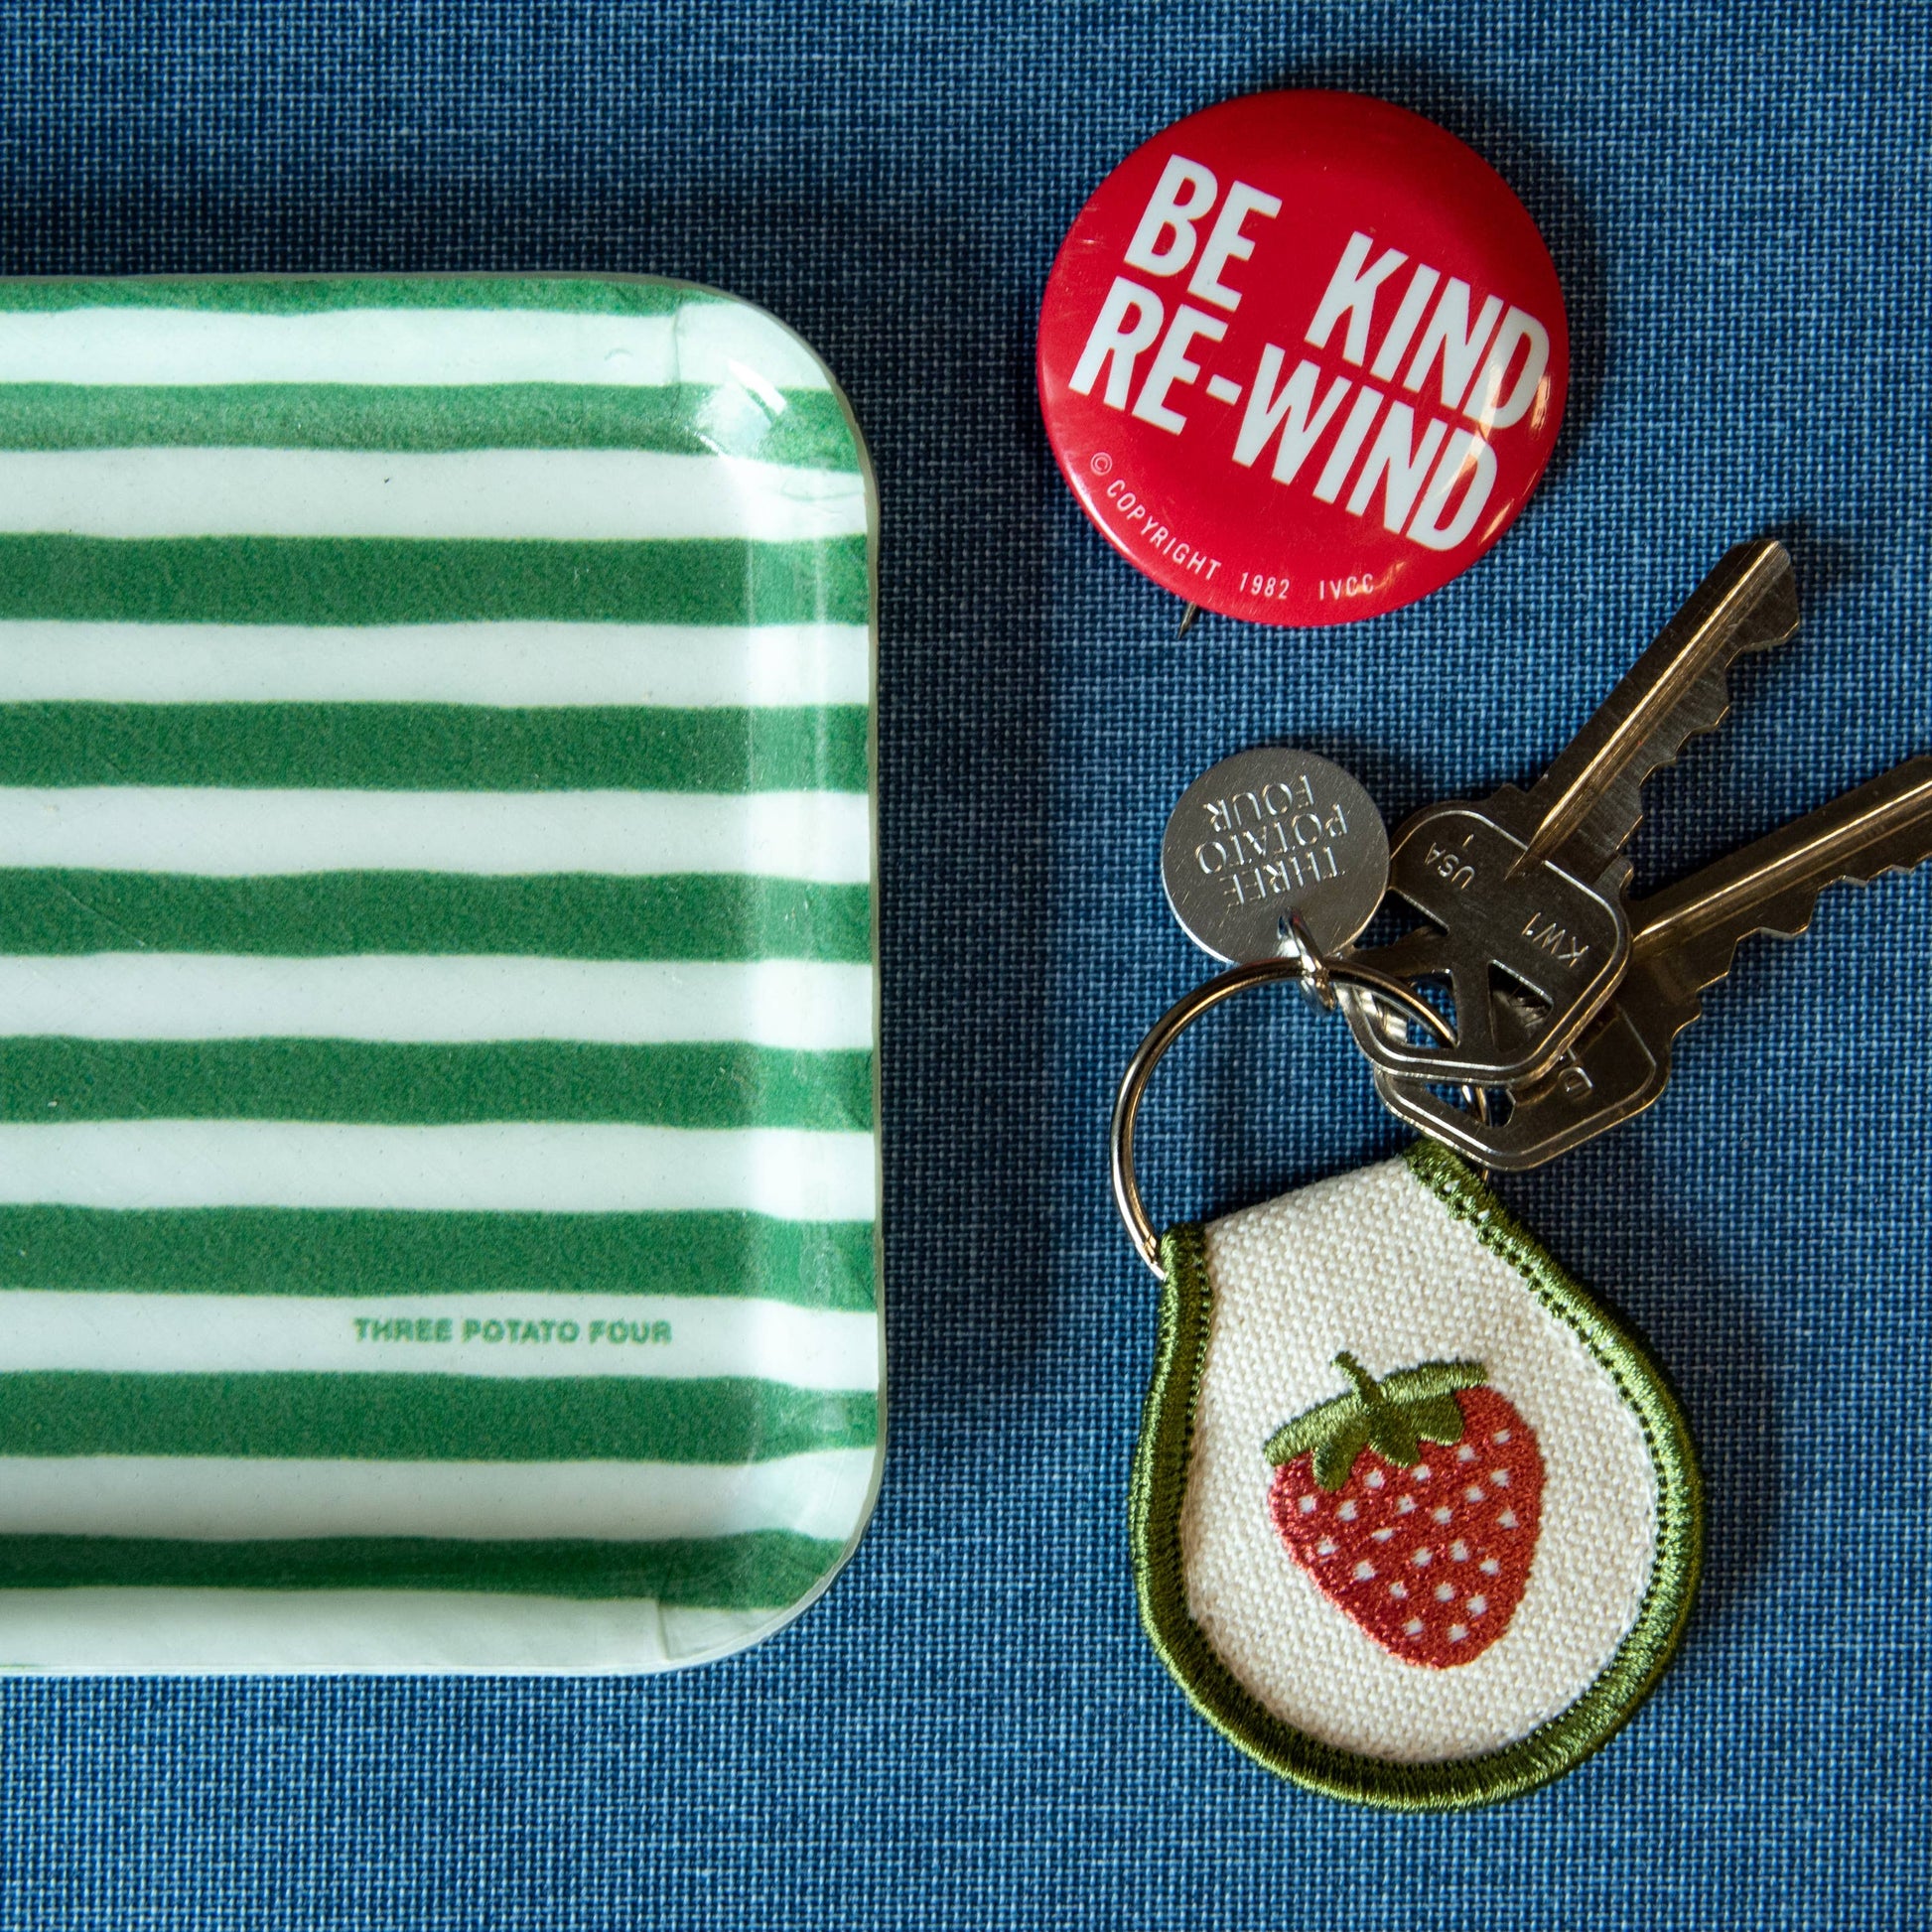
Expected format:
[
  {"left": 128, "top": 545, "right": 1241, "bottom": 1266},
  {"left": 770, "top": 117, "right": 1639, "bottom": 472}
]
[
  {"left": 1578, "top": 540, "right": 1798, "bottom": 866},
  {"left": 1628, "top": 662, "right": 1746, "bottom": 807},
  {"left": 1676, "top": 848, "right": 1932, "bottom": 1000},
  {"left": 1597, "top": 824, "right": 1932, "bottom": 1138},
  {"left": 1566, "top": 654, "right": 1769, "bottom": 887}
]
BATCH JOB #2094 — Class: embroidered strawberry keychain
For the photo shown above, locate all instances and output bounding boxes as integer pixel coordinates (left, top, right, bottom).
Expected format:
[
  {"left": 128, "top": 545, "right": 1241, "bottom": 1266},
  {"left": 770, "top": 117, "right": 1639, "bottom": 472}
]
[
  {"left": 1112, "top": 916, "right": 1704, "bottom": 1811},
  {"left": 1114, "top": 549, "right": 1932, "bottom": 1805},
  {"left": 1117, "top": 1118, "right": 1702, "bottom": 1812}
]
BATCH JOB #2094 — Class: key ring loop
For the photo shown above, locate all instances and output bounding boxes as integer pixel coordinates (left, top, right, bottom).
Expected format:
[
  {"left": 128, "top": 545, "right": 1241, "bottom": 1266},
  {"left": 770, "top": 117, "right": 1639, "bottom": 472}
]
[{"left": 1109, "top": 955, "right": 1483, "bottom": 1276}]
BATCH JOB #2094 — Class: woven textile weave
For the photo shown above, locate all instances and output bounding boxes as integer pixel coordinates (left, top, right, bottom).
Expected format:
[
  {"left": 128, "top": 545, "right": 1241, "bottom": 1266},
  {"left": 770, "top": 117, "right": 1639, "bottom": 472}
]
[{"left": 0, "top": 2, "right": 1927, "bottom": 1925}]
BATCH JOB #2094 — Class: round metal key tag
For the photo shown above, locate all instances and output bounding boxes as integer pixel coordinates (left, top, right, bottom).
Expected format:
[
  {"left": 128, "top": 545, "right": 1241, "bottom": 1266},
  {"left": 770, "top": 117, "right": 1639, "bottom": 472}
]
[
  {"left": 1162, "top": 748, "right": 1389, "bottom": 961},
  {"left": 1038, "top": 90, "right": 1569, "bottom": 626}
]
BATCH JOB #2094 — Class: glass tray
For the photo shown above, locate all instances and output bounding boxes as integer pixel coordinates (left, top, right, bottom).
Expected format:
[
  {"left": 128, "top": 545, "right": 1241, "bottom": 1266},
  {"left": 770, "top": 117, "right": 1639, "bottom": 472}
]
[{"left": 0, "top": 274, "right": 882, "bottom": 1673}]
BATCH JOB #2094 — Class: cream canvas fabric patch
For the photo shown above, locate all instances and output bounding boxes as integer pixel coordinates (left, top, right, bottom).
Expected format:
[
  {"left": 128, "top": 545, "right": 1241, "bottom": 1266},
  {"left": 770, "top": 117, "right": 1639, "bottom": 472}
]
[{"left": 1130, "top": 1142, "right": 1702, "bottom": 1809}]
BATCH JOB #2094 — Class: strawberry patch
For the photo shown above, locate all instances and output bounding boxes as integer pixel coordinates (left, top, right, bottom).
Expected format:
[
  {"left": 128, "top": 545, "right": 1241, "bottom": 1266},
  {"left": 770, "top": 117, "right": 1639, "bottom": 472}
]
[{"left": 1265, "top": 1354, "right": 1544, "bottom": 1668}]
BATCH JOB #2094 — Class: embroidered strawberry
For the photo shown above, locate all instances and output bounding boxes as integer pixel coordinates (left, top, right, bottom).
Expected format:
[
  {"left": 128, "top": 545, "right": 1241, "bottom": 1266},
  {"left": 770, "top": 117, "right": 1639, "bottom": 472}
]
[{"left": 1264, "top": 1353, "right": 1544, "bottom": 1668}]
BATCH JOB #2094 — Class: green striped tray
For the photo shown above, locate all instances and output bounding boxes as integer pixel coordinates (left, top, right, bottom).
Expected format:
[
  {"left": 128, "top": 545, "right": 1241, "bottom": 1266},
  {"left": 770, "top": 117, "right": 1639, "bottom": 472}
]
[{"left": 0, "top": 275, "right": 882, "bottom": 1673}]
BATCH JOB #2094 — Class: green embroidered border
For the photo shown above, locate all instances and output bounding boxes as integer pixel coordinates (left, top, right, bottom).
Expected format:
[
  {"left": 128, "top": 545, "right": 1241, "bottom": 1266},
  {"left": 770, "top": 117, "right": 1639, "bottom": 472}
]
[{"left": 1128, "top": 1142, "right": 1705, "bottom": 1811}]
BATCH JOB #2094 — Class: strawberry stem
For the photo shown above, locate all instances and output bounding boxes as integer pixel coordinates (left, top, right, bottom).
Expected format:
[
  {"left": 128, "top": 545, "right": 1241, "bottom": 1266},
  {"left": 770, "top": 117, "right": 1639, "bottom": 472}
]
[
  {"left": 1333, "top": 1351, "right": 1382, "bottom": 1409},
  {"left": 1265, "top": 1356, "right": 1489, "bottom": 1483}
]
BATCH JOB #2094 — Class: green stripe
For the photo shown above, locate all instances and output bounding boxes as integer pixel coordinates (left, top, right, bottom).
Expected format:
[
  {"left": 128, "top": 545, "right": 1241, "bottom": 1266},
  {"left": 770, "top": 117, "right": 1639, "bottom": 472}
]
[
  {"left": 0, "top": 1206, "right": 877, "bottom": 1308},
  {"left": 0, "top": 702, "right": 869, "bottom": 793},
  {"left": 0, "top": 384, "right": 860, "bottom": 466},
  {"left": 0, "top": 871, "right": 871, "bottom": 962},
  {"left": 0, "top": 536, "right": 869, "bottom": 625},
  {"left": 0, "top": 1372, "right": 877, "bottom": 1463},
  {"left": 0, "top": 1038, "right": 873, "bottom": 1133},
  {"left": 0, "top": 278, "right": 718, "bottom": 318},
  {"left": 0, "top": 1528, "right": 844, "bottom": 1603}
]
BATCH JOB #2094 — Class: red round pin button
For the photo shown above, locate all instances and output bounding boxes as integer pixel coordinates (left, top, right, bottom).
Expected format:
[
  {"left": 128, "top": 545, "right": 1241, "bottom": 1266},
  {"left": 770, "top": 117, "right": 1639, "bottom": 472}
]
[{"left": 1038, "top": 91, "right": 1568, "bottom": 627}]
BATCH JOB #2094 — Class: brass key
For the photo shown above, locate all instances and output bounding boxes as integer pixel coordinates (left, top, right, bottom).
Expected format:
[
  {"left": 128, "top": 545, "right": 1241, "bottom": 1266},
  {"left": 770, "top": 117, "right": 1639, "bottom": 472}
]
[
  {"left": 1341, "top": 539, "right": 1799, "bottom": 1083},
  {"left": 1373, "top": 756, "right": 1932, "bottom": 1167}
]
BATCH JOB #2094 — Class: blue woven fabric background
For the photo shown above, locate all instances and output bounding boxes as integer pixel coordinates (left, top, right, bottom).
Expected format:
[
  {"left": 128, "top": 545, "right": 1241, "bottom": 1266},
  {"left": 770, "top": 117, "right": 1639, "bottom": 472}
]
[{"left": 1, "top": 3, "right": 1928, "bottom": 1925}]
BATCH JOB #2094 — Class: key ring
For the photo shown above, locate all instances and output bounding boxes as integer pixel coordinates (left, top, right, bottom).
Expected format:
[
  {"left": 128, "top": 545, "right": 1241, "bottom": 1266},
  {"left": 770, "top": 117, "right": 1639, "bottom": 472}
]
[{"left": 1109, "top": 955, "right": 1486, "bottom": 1274}]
